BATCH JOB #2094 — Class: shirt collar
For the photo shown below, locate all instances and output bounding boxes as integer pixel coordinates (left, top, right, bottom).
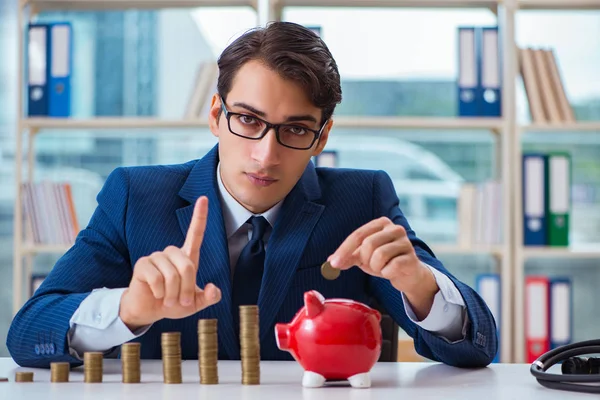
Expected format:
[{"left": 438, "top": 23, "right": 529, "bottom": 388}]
[{"left": 216, "top": 162, "right": 282, "bottom": 238}]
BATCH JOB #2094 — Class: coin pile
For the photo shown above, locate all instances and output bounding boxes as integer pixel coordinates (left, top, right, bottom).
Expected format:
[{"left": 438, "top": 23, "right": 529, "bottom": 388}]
[
  {"left": 239, "top": 305, "right": 260, "bottom": 385},
  {"left": 14, "top": 371, "right": 33, "bottom": 382},
  {"left": 0, "top": 377, "right": 7, "bottom": 382},
  {"left": 121, "top": 342, "right": 141, "bottom": 383},
  {"left": 50, "top": 362, "right": 69, "bottom": 382},
  {"left": 84, "top": 352, "right": 103, "bottom": 383},
  {"left": 198, "top": 319, "right": 218, "bottom": 384},
  {"left": 161, "top": 332, "right": 182, "bottom": 384},
  {"left": 321, "top": 261, "right": 340, "bottom": 280}
]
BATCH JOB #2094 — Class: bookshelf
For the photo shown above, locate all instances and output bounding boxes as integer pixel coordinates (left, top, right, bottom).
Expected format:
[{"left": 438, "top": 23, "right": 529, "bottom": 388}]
[
  {"left": 11, "top": 0, "right": 258, "bottom": 316},
  {"left": 509, "top": 2, "right": 600, "bottom": 364},
  {"left": 12, "top": 0, "right": 600, "bottom": 364}
]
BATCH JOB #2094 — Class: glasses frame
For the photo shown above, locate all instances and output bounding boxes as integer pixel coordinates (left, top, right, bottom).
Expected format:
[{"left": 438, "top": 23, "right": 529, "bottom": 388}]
[{"left": 219, "top": 98, "right": 327, "bottom": 150}]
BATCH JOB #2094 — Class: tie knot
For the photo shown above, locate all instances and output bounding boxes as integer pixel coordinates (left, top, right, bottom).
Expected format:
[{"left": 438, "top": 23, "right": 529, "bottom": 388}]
[{"left": 249, "top": 216, "right": 269, "bottom": 242}]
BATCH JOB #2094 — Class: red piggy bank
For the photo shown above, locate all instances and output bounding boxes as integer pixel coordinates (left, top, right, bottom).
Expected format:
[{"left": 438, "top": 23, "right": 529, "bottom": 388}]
[{"left": 275, "top": 290, "right": 382, "bottom": 388}]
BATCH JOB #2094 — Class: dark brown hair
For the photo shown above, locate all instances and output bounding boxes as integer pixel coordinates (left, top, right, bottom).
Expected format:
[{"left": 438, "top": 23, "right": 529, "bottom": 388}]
[{"left": 217, "top": 21, "right": 342, "bottom": 125}]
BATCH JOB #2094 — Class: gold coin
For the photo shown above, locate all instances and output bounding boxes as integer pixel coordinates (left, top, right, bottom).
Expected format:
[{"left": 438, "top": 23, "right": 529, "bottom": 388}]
[{"left": 321, "top": 261, "right": 340, "bottom": 280}]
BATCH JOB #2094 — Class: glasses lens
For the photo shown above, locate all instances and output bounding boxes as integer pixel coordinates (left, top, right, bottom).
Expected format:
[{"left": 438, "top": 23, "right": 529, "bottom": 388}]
[
  {"left": 229, "top": 114, "right": 266, "bottom": 139},
  {"left": 278, "top": 125, "right": 316, "bottom": 149}
]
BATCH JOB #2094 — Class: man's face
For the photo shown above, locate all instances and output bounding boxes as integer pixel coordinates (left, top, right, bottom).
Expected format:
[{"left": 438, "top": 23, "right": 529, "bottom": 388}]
[{"left": 208, "top": 60, "right": 332, "bottom": 214}]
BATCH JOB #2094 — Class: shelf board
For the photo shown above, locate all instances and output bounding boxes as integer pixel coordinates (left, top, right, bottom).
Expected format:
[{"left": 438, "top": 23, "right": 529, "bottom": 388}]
[
  {"left": 523, "top": 246, "right": 600, "bottom": 259},
  {"left": 22, "top": 243, "right": 72, "bottom": 255},
  {"left": 518, "top": 0, "right": 600, "bottom": 10},
  {"left": 432, "top": 244, "right": 504, "bottom": 257},
  {"left": 520, "top": 122, "right": 600, "bottom": 132},
  {"left": 22, "top": 0, "right": 257, "bottom": 10},
  {"left": 22, "top": 117, "right": 210, "bottom": 131},
  {"left": 334, "top": 116, "right": 504, "bottom": 132},
  {"left": 21, "top": 117, "right": 504, "bottom": 132},
  {"left": 273, "top": 0, "right": 499, "bottom": 9}
]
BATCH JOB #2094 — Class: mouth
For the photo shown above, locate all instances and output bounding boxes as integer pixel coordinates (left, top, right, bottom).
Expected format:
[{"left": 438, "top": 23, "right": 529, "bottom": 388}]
[{"left": 246, "top": 172, "right": 277, "bottom": 187}]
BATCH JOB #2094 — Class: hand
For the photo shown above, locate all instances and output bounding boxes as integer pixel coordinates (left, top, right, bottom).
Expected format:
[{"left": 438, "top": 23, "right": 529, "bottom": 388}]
[
  {"left": 328, "top": 217, "right": 438, "bottom": 319},
  {"left": 120, "top": 196, "right": 222, "bottom": 331}
]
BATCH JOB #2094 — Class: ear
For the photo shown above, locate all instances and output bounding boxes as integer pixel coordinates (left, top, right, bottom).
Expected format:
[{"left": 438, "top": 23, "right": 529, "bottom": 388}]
[
  {"left": 208, "top": 93, "right": 222, "bottom": 138},
  {"left": 311, "top": 119, "right": 334, "bottom": 157}
]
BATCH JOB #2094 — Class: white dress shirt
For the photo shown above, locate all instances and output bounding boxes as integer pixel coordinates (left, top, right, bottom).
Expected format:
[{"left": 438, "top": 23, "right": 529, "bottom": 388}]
[{"left": 67, "top": 163, "right": 467, "bottom": 359}]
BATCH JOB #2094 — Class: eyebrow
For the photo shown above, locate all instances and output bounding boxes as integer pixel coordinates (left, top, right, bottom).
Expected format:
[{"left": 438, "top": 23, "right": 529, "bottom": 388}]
[{"left": 232, "top": 101, "right": 318, "bottom": 124}]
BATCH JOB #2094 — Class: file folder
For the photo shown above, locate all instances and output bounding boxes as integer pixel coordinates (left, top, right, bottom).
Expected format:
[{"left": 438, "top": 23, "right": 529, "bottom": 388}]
[
  {"left": 48, "top": 23, "right": 72, "bottom": 117},
  {"left": 546, "top": 152, "right": 570, "bottom": 247},
  {"left": 525, "top": 275, "right": 550, "bottom": 363},
  {"left": 458, "top": 27, "right": 478, "bottom": 117},
  {"left": 476, "top": 273, "right": 501, "bottom": 362},
  {"left": 27, "top": 24, "right": 49, "bottom": 116},
  {"left": 549, "top": 277, "right": 572, "bottom": 349},
  {"left": 523, "top": 153, "right": 547, "bottom": 246},
  {"left": 480, "top": 27, "right": 501, "bottom": 117}
]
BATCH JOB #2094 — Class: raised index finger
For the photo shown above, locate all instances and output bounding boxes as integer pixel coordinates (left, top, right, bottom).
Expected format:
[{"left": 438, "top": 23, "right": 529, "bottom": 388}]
[
  {"left": 181, "top": 196, "right": 208, "bottom": 266},
  {"left": 329, "top": 218, "right": 389, "bottom": 269}
]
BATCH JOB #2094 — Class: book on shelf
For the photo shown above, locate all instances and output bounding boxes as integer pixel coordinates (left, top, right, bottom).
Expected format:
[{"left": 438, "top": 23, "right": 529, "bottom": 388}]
[
  {"left": 525, "top": 275, "right": 572, "bottom": 363},
  {"left": 519, "top": 47, "right": 575, "bottom": 125},
  {"left": 522, "top": 152, "right": 571, "bottom": 247},
  {"left": 457, "top": 25, "right": 502, "bottom": 118},
  {"left": 27, "top": 22, "right": 73, "bottom": 118},
  {"left": 21, "top": 181, "right": 79, "bottom": 246},
  {"left": 457, "top": 180, "right": 503, "bottom": 247}
]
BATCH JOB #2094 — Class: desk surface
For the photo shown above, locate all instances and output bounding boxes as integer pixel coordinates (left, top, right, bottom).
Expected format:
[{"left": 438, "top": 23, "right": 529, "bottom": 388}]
[{"left": 0, "top": 358, "right": 590, "bottom": 399}]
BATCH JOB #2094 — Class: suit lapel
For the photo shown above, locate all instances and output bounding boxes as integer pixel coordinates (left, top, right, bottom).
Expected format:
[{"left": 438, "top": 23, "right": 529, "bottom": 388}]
[
  {"left": 258, "top": 163, "right": 324, "bottom": 343},
  {"left": 176, "top": 145, "right": 238, "bottom": 360}
]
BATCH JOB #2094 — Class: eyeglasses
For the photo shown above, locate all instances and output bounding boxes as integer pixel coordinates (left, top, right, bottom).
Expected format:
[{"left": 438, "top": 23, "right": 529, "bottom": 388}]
[{"left": 220, "top": 99, "right": 327, "bottom": 150}]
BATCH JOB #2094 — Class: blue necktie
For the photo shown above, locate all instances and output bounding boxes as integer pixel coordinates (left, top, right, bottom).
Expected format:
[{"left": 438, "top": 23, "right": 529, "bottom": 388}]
[{"left": 232, "top": 216, "right": 269, "bottom": 331}]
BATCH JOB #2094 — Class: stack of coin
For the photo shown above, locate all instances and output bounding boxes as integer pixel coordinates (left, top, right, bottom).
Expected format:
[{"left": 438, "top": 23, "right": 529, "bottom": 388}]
[
  {"left": 50, "top": 362, "right": 70, "bottom": 382},
  {"left": 161, "top": 332, "right": 182, "bottom": 384},
  {"left": 83, "top": 352, "right": 103, "bottom": 383},
  {"left": 198, "top": 319, "right": 218, "bottom": 384},
  {"left": 239, "top": 305, "right": 260, "bottom": 385},
  {"left": 121, "top": 342, "right": 141, "bottom": 383},
  {"left": 14, "top": 371, "right": 33, "bottom": 382},
  {"left": 0, "top": 377, "right": 8, "bottom": 382}
]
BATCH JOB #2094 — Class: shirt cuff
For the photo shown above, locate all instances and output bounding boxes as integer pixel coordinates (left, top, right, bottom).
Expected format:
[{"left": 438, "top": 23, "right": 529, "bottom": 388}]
[
  {"left": 68, "top": 287, "right": 152, "bottom": 360},
  {"left": 402, "top": 262, "right": 466, "bottom": 339}
]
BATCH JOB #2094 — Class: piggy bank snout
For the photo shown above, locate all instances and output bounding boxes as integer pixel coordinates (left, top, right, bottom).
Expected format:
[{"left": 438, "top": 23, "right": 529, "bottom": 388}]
[{"left": 275, "top": 323, "right": 290, "bottom": 351}]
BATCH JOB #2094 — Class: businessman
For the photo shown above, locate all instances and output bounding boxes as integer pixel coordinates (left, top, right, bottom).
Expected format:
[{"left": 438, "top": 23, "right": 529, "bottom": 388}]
[{"left": 7, "top": 21, "right": 498, "bottom": 368}]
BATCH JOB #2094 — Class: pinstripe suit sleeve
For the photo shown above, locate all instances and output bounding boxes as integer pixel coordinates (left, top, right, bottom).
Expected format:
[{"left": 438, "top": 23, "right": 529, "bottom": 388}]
[
  {"left": 6, "top": 167, "right": 134, "bottom": 368},
  {"left": 368, "top": 170, "right": 498, "bottom": 367}
]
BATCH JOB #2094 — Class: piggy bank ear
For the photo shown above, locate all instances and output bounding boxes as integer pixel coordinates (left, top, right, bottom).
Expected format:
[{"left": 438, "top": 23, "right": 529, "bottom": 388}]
[{"left": 304, "top": 290, "right": 325, "bottom": 318}]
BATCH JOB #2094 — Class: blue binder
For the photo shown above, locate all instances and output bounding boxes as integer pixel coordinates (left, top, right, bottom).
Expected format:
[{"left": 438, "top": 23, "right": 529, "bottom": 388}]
[
  {"left": 549, "top": 277, "right": 572, "bottom": 349},
  {"left": 457, "top": 27, "right": 479, "bottom": 117},
  {"left": 27, "top": 23, "right": 49, "bottom": 116},
  {"left": 523, "top": 153, "right": 548, "bottom": 246},
  {"left": 48, "top": 22, "right": 72, "bottom": 117},
  {"left": 480, "top": 27, "right": 502, "bottom": 117}
]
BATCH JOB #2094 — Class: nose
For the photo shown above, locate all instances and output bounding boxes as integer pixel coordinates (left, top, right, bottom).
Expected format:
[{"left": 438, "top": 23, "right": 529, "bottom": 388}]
[{"left": 251, "top": 127, "right": 281, "bottom": 167}]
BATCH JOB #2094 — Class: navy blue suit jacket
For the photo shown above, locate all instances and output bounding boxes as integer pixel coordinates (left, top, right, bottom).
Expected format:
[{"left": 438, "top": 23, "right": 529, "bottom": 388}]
[{"left": 7, "top": 145, "right": 497, "bottom": 368}]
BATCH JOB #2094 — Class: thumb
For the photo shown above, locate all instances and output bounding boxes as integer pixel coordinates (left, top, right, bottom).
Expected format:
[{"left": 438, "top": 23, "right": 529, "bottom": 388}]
[{"left": 194, "top": 283, "right": 221, "bottom": 312}]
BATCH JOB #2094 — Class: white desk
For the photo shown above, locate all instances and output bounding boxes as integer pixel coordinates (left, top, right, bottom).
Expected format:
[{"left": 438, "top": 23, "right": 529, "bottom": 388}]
[{"left": 0, "top": 358, "right": 590, "bottom": 399}]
